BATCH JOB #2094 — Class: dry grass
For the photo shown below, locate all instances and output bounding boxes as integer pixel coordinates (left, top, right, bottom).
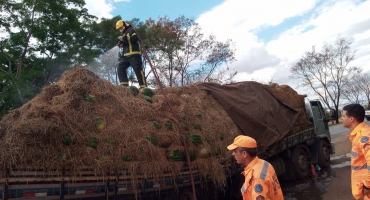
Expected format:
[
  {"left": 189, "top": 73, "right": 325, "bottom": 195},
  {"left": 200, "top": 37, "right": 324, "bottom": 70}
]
[{"left": 0, "top": 66, "right": 241, "bottom": 190}]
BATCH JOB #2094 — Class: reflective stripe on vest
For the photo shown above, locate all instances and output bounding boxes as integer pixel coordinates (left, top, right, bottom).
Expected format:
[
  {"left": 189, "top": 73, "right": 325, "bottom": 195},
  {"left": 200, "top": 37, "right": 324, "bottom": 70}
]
[
  {"left": 352, "top": 163, "right": 368, "bottom": 170},
  {"left": 259, "top": 161, "right": 269, "bottom": 180},
  {"left": 241, "top": 184, "right": 246, "bottom": 193},
  {"left": 351, "top": 151, "right": 358, "bottom": 157}
]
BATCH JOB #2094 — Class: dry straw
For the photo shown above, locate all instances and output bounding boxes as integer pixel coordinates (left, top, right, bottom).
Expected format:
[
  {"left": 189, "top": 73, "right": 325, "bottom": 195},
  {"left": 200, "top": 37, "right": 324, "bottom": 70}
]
[{"left": 0, "top": 66, "right": 240, "bottom": 191}]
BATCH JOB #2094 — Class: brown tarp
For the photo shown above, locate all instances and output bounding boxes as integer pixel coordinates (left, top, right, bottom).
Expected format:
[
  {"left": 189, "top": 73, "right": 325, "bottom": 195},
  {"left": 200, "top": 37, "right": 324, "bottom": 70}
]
[{"left": 196, "top": 81, "right": 312, "bottom": 151}]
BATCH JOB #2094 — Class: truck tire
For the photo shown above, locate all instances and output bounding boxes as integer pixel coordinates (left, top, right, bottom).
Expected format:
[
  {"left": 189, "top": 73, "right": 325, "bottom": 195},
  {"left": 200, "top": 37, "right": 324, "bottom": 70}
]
[
  {"left": 269, "top": 157, "right": 285, "bottom": 176},
  {"left": 317, "top": 140, "right": 331, "bottom": 168},
  {"left": 292, "top": 146, "right": 310, "bottom": 179},
  {"left": 367, "top": 117, "right": 370, "bottom": 121}
]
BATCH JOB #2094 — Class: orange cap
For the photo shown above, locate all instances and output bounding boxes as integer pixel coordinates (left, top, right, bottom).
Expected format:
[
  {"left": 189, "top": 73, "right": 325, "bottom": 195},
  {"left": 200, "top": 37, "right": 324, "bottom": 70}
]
[{"left": 227, "top": 135, "right": 257, "bottom": 150}]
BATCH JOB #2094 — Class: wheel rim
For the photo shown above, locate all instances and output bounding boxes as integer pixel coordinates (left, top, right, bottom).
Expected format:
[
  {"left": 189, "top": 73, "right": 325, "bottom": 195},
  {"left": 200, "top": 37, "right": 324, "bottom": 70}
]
[
  {"left": 298, "top": 153, "right": 307, "bottom": 171},
  {"left": 322, "top": 146, "right": 330, "bottom": 161}
]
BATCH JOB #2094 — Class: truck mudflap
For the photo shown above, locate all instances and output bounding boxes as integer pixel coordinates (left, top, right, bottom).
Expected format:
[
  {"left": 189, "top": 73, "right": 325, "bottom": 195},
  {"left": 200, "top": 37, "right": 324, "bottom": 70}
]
[{"left": 0, "top": 167, "right": 206, "bottom": 199}]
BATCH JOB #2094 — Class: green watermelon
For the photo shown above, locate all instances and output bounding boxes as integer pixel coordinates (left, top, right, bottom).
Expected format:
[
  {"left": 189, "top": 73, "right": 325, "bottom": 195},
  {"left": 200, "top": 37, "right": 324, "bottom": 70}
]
[
  {"left": 189, "top": 149, "right": 197, "bottom": 161},
  {"left": 145, "top": 133, "right": 158, "bottom": 146},
  {"left": 106, "top": 139, "right": 118, "bottom": 146},
  {"left": 63, "top": 134, "right": 77, "bottom": 146},
  {"left": 86, "top": 136, "right": 98, "bottom": 149},
  {"left": 127, "top": 86, "right": 139, "bottom": 95},
  {"left": 122, "top": 156, "right": 132, "bottom": 162},
  {"left": 189, "top": 133, "right": 202, "bottom": 145},
  {"left": 165, "top": 121, "right": 173, "bottom": 131},
  {"left": 150, "top": 120, "right": 161, "bottom": 129},
  {"left": 57, "top": 153, "right": 65, "bottom": 159},
  {"left": 143, "top": 95, "right": 152, "bottom": 103},
  {"left": 96, "top": 119, "right": 105, "bottom": 132},
  {"left": 169, "top": 150, "right": 184, "bottom": 161},
  {"left": 182, "top": 125, "right": 189, "bottom": 131},
  {"left": 84, "top": 94, "right": 95, "bottom": 103},
  {"left": 141, "top": 88, "right": 155, "bottom": 97}
]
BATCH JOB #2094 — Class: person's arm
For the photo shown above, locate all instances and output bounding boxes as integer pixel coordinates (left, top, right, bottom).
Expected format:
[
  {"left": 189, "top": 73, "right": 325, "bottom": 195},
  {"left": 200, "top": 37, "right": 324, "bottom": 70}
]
[
  {"left": 249, "top": 178, "right": 271, "bottom": 200},
  {"left": 358, "top": 135, "right": 370, "bottom": 198}
]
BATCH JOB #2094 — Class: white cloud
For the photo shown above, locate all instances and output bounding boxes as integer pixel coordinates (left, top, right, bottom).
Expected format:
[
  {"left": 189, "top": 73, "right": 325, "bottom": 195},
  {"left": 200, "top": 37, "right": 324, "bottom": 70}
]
[
  {"left": 196, "top": 0, "right": 370, "bottom": 95},
  {"left": 113, "top": 0, "right": 130, "bottom": 2},
  {"left": 84, "top": 0, "right": 114, "bottom": 20}
]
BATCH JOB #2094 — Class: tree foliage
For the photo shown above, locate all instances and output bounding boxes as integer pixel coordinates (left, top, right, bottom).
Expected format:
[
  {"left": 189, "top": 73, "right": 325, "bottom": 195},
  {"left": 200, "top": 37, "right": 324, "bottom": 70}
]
[
  {"left": 142, "top": 16, "right": 236, "bottom": 87},
  {"left": 290, "top": 36, "right": 358, "bottom": 123},
  {"left": 0, "top": 0, "right": 98, "bottom": 118}
]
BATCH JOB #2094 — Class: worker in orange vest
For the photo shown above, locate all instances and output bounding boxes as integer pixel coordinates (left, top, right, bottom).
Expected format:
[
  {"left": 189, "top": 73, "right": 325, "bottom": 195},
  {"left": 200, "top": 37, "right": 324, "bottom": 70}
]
[
  {"left": 343, "top": 103, "right": 370, "bottom": 199},
  {"left": 227, "top": 135, "right": 284, "bottom": 200}
]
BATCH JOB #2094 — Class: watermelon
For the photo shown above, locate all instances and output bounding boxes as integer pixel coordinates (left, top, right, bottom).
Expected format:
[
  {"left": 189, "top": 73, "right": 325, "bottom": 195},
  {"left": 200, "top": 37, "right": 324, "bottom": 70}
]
[
  {"left": 86, "top": 136, "right": 98, "bottom": 149},
  {"left": 169, "top": 150, "right": 184, "bottom": 161},
  {"left": 141, "top": 88, "right": 155, "bottom": 97},
  {"left": 189, "top": 133, "right": 202, "bottom": 145},
  {"left": 63, "top": 134, "right": 77, "bottom": 146},
  {"left": 143, "top": 95, "right": 152, "bottom": 103},
  {"left": 122, "top": 156, "right": 132, "bottom": 162},
  {"left": 189, "top": 149, "right": 197, "bottom": 161},
  {"left": 106, "top": 139, "right": 118, "bottom": 146},
  {"left": 96, "top": 119, "right": 105, "bottom": 132},
  {"left": 165, "top": 121, "right": 173, "bottom": 131},
  {"left": 150, "top": 120, "right": 161, "bottom": 129},
  {"left": 127, "top": 86, "right": 139, "bottom": 95},
  {"left": 57, "top": 153, "right": 65, "bottom": 159},
  {"left": 145, "top": 133, "right": 158, "bottom": 146},
  {"left": 84, "top": 94, "right": 95, "bottom": 103},
  {"left": 191, "top": 123, "right": 201, "bottom": 130}
]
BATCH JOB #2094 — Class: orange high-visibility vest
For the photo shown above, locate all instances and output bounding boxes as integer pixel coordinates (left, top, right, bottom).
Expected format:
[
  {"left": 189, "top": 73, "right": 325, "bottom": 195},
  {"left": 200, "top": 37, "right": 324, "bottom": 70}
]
[
  {"left": 348, "top": 122, "right": 370, "bottom": 199},
  {"left": 241, "top": 157, "right": 284, "bottom": 200}
]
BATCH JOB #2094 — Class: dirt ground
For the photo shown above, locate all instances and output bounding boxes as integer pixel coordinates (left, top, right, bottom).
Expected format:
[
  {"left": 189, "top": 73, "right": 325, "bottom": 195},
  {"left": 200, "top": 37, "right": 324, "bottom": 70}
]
[{"left": 322, "top": 130, "right": 353, "bottom": 200}]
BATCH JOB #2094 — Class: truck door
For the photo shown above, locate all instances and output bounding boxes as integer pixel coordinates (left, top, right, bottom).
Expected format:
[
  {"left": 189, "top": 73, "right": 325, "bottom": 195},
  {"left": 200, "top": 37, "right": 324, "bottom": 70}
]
[{"left": 310, "top": 101, "right": 331, "bottom": 140}]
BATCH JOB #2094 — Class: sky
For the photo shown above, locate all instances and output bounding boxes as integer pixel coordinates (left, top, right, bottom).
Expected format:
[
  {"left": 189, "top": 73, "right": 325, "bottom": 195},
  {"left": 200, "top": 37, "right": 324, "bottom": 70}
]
[{"left": 84, "top": 0, "right": 370, "bottom": 98}]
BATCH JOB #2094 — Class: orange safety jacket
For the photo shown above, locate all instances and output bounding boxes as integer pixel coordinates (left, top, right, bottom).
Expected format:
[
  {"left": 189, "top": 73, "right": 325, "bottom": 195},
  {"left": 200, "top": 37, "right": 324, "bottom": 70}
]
[
  {"left": 241, "top": 157, "right": 284, "bottom": 200},
  {"left": 348, "top": 122, "right": 370, "bottom": 199}
]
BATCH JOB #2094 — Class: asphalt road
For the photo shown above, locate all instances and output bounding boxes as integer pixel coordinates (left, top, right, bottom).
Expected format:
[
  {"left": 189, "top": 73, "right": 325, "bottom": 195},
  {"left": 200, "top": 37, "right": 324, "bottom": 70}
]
[{"left": 330, "top": 119, "right": 370, "bottom": 135}]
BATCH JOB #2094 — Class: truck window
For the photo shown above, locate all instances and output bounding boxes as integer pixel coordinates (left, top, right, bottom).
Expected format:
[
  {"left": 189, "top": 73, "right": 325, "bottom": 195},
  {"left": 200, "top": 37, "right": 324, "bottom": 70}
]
[{"left": 311, "top": 104, "right": 322, "bottom": 119}]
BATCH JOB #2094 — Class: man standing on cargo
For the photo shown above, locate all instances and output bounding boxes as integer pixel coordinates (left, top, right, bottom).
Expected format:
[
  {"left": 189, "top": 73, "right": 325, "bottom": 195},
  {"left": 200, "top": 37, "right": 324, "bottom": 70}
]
[
  {"left": 342, "top": 103, "right": 370, "bottom": 200},
  {"left": 227, "top": 135, "right": 284, "bottom": 200},
  {"left": 116, "top": 20, "right": 147, "bottom": 90}
]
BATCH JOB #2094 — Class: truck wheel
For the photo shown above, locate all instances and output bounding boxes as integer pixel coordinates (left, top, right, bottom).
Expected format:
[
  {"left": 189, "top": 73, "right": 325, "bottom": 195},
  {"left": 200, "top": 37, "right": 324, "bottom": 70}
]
[
  {"left": 269, "top": 157, "right": 285, "bottom": 176},
  {"left": 292, "top": 147, "right": 309, "bottom": 179},
  {"left": 367, "top": 117, "right": 370, "bottom": 121},
  {"left": 317, "top": 140, "right": 331, "bottom": 168}
]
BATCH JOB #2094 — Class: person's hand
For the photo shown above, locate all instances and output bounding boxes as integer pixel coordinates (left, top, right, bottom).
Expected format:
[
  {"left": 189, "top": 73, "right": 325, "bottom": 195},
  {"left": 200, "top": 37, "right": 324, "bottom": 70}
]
[{"left": 118, "top": 36, "right": 124, "bottom": 41}]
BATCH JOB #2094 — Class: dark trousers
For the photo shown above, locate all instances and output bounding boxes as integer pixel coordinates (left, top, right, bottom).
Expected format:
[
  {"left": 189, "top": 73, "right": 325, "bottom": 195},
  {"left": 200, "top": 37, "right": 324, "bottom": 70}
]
[{"left": 117, "top": 55, "right": 146, "bottom": 88}]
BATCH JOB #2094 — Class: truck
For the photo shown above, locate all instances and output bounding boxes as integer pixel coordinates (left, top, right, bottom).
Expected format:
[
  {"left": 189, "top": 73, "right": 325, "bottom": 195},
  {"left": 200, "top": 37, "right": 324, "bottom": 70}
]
[{"left": 0, "top": 66, "right": 334, "bottom": 200}]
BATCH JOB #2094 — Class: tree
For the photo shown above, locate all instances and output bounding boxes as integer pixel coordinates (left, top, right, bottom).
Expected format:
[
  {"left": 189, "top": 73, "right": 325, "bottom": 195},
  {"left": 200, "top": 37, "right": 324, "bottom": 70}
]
[
  {"left": 142, "top": 16, "right": 236, "bottom": 87},
  {"left": 290, "top": 36, "right": 358, "bottom": 123},
  {"left": 0, "top": 0, "right": 98, "bottom": 118}
]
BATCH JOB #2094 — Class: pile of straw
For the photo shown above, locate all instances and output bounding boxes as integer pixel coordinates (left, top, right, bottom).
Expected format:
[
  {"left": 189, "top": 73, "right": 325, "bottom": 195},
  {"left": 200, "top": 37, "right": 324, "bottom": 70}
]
[{"left": 0, "top": 66, "right": 241, "bottom": 188}]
